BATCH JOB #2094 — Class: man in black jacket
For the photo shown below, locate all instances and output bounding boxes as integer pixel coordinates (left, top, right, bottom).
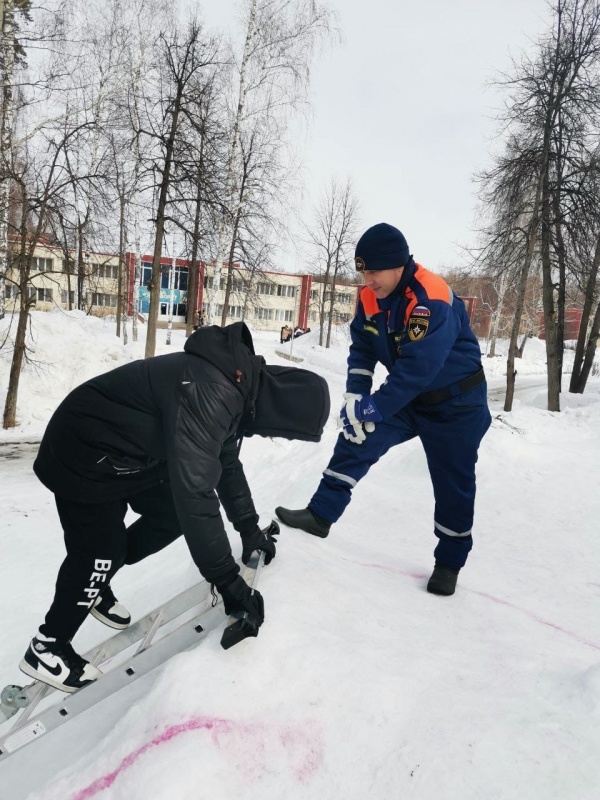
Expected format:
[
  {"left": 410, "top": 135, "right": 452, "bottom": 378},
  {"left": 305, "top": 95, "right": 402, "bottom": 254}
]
[{"left": 21, "top": 322, "right": 330, "bottom": 692}]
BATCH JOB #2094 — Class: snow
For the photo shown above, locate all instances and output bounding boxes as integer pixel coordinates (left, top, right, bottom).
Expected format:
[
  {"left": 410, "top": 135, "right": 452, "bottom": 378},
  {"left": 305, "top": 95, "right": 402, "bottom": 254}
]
[{"left": 1, "top": 310, "right": 599, "bottom": 800}]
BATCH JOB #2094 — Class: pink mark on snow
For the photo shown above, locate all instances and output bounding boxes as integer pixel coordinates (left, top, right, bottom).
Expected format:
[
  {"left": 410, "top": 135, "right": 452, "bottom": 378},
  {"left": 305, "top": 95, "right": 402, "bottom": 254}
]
[
  {"left": 468, "top": 588, "right": 600, "bottom": 651},
  {"left": 72, "top": 716, "right": 323, "bottom": 800},
  {"left": 349, "top": 557, "right": 600, "bottom": 652}
]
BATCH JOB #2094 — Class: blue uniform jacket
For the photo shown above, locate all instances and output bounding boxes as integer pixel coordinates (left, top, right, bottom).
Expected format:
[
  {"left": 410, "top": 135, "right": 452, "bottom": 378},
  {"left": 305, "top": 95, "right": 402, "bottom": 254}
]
[{"left": 346, "top": 262, "right": 482, "bottom": 418}]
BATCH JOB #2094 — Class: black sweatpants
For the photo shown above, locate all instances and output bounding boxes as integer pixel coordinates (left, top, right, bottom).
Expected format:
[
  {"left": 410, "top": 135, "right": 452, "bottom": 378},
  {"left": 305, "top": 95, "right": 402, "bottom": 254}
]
[{"left": 41, "top": 482, "right": 182, "bottom": 641}]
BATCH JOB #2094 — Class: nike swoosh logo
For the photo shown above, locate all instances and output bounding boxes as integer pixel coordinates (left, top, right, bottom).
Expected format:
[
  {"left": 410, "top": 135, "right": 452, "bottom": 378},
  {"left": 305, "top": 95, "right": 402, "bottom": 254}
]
[{"left": 38, "top": 658, "right": 63, "bottom": 676}]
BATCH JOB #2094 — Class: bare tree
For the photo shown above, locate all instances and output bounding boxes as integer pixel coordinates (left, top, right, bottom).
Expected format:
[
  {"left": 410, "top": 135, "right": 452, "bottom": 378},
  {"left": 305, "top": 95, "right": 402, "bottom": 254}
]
[
  {"left": 305, "top": 177, "right": 360, "bottom": 347},
  {"left": 137, "top": 19, "right": 220, "bottom": 357},
  {"left": 475, "top": 0, "right": 600, "bottom": 411},
  {"left": 207, "top": 0, "right": 335, "bottom": 325}
]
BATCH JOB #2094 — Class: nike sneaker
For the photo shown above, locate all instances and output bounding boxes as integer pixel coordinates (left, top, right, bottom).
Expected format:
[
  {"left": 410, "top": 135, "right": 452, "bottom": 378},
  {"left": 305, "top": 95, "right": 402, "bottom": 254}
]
[
  {"left": 19, "top": 631, "right": 102, "bottom": 692},
  {"left": 90, "top": 584, "right": 131, "bottom": 629}
]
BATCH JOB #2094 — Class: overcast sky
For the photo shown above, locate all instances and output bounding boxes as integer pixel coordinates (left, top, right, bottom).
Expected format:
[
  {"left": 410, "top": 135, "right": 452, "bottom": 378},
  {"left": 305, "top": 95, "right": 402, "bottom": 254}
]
[{"left": 200, "top": 0, "right": 550, "bottom": 272}]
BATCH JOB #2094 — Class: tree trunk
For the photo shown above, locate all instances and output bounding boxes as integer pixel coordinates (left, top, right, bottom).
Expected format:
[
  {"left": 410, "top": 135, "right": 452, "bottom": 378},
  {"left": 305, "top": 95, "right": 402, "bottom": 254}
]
[
  {"left": 487, "top": 271, "right": 508, "bottom": 358},
  {"left": 3, "top": 286, "right": 29, "bottom": 428},
  {"left": 540, "top": 156, "right": 561, "bottom": 412},
  {"left": 0, "top": 0, "right": 16, "bottom": 321},
  {"left": 144, "top": 85, "right": 184, "bottom": 358},
  {"left": 221, "top": 202, "right": 243, "bottom": 327},
  {"left": 3, "top": 194, "right": 30, "bottom": 429},
  {"left": 570, "top": 299, "right": 600, "bottom": 393},
  {"left": 208, "top": 0, "right": 258, "bottom": 324},
  {"left": 118, "top": 190, "right": 127, "bottom": 344},
  {"left": 326, "top": 258, "right": 341, "bottom": 349},
  {"left": 569, "top": 233, "right": 600, "bottom": 391},
  {"left": 516, "top": 327, "right": 531, "bottom": 358},
  {"left": 505, "top": 224, "right": 539, "bottom": 411},
  {"left": 185, "top": 161, "right": 204, "bottom": 337}
]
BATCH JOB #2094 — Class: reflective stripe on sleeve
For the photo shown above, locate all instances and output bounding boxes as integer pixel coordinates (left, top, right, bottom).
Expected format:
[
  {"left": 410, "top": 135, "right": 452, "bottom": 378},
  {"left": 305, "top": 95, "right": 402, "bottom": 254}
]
[
  {"left": 349, "top": 368, "right": 374, "bottom": 377},
  {"left": 323, "top": 469, "right": 357, "bottom": 488},
  {"left": 435, "top": 520, "right": 472, "bottom": 538}
]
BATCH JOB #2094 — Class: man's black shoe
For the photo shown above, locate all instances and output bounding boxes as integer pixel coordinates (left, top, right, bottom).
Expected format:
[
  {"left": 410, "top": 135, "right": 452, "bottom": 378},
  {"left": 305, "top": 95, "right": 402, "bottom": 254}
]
[
  {"left": 427, "top": 563, "right": 460, "bottom": 596},
  {"left": 275, "top": 507, "right": 331, "bottom": 538}
]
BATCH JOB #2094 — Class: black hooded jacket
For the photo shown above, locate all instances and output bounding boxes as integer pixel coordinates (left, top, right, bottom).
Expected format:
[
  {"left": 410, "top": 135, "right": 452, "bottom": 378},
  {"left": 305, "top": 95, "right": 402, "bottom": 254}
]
[{"left": 34, "top": 323, "right": 330, "bottom": 584}]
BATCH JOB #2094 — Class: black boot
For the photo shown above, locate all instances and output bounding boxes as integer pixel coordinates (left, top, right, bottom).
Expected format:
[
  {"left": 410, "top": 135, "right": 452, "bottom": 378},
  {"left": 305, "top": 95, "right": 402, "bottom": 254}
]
[
  {"left": 427, "top": 563, "right": 460, "bottom": 596},
  {"left": 275, "top": 507, "right": 331, "bottom": 538}
]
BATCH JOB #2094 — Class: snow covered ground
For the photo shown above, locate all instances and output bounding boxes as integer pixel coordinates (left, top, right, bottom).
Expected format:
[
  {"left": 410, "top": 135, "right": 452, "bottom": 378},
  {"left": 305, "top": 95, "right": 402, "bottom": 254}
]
[{"left": 0, "top": 309, "right": 599, "bottom": 800}]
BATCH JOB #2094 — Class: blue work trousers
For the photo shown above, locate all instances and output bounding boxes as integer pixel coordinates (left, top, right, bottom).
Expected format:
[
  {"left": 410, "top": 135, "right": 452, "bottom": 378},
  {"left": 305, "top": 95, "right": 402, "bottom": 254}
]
[{"left": 308, "top": 384, "right": 492, "bottom": 569}]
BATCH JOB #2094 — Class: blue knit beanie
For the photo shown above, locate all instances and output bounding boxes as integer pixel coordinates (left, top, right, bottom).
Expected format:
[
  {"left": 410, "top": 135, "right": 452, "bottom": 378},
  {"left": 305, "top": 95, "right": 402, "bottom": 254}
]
[{"left": 354, "top": 223, "right": 410, "bottom": 271}]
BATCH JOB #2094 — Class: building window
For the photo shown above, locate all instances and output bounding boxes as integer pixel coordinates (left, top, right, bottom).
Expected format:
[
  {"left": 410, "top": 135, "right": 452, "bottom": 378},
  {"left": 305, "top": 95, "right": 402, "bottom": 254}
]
[
  {"left": 37, "top": 287, "right": 53, "bottom": 302},
  {"left": 142, "top": 265, "right": 152, "bottom": 285},
  {"left": 257, "top": 282, "right": 276, "bottom": 296},
  {"left": 177, "top": 269, "right": 188, "bottom": 291},
  {"left": 277, "top": 284, "right": 296, "bottom": 298},
  {"left": 92, "top": 293, "right": 117, "bottom": 307},
  {"left": 310, "top": 289, "right": 318, "bottom": 300},
  {"left": 256, "top": 307, "right": 274, "bottom": 320},
  {"left": 274, "top": 309, "right": 293, "bottom": 322},
  {"left": 62, "top": 258, "right": 77, "bottom": 274},
  {"left": 5, "top": 283, "right": 16, "bottom": 299},
  {"left": 97, "top": 264, "right": 119, "bottom": 280},
  {"left": 336, "top": 293, "right": 352, "bottom": 304},
  {"left": 60, "top": 290, "right": 75, "bottom": 305},
  {"left": 32, "top": 256, "right": 53, "bottom": 273},
  {"left": 203, "top": 276, "right": 214, "bottom": 289}
]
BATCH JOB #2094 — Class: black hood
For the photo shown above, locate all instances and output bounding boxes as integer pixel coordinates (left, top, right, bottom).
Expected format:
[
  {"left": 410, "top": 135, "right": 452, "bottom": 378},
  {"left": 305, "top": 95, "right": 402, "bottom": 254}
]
[
  {"left": 184, "top": 322, "right": 264, "bottom": 405},
  {"left": 245, "top": 364, "right": 331, "bottom": 442}
]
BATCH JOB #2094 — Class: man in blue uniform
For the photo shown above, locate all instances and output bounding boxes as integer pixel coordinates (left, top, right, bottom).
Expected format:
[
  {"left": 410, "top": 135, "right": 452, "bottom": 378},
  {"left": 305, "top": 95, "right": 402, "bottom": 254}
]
[{"left": 276, "top": 223, "right": 491, "bottom": 595}]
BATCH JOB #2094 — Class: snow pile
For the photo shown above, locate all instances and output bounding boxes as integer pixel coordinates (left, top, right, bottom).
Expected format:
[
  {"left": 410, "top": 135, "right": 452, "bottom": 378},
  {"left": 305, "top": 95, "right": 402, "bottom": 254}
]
[{"left": 1, "top": 310, "right": 599, "bottom": 800}]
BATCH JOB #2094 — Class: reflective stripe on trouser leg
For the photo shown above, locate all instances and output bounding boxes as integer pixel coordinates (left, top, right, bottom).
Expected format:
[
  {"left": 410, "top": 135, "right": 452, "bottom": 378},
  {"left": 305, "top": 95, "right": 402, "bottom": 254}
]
[
  {"left": 308, "top": 414, "right": 417, "bottom": 522},
  {"left": 418, "top": 399, "right": 491, "bottom": 569}
]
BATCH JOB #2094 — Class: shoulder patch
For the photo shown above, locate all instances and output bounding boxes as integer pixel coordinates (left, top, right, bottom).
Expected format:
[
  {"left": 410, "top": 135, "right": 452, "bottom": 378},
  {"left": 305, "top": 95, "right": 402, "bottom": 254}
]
[
  {"left": 412, "top": 305, "right": 430, "bottom": 317},
  {"left": 408, "top": 316, "right": 429, "bottom": 341}
]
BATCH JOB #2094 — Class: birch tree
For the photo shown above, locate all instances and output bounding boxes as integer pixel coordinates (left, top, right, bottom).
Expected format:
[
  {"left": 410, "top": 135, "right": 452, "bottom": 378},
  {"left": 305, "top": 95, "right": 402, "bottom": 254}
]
[
  {"left": 207, "top": 0, "right": 334, "bottom": 325},
  {"left": 0, "top": 0, "right": 32, "bottom": 321}
]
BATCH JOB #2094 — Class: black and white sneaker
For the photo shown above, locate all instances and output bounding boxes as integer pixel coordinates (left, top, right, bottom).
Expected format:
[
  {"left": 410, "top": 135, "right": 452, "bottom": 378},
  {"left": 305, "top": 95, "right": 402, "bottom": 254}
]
[
  {"left": 19, "top": 631, "right": 102, "bottom": 693},
  {"left": 90, "top": 584, "right": 131, "bottom": 629}
]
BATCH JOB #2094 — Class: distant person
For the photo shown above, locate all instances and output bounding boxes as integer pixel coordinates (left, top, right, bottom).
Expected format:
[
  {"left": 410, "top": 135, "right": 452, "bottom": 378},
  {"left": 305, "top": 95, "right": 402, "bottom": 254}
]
[
  {"left": 280, "top": 325, "right": 292, "bottom": 344},
  {"left": 276, "top": 223, "right": 491, "bottom": 596},
  {"left": 293, "top": 327, "right": 305, "bottom": 338},
  {"left": 22, "top": 323, "right": 330, "bottom": 692}
]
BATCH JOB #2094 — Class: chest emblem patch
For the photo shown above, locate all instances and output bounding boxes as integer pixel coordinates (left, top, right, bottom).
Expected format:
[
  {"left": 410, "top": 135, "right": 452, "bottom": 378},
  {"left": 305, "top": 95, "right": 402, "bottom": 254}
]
[{"left": 408, "top": 315, "right": 429, "bottom": 341}]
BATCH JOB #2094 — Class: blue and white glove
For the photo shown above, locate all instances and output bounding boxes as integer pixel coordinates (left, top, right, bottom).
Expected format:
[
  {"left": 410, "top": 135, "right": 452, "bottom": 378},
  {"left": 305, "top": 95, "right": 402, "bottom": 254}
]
[{"left": 338, "top": 393, "right": 382, "bottom": 444}]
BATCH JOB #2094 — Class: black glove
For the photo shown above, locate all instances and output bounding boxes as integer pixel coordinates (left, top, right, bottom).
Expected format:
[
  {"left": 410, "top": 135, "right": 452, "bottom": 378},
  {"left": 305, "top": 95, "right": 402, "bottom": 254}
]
[
  {"left": 240, "top": 521, "right": 279, "bottom": 566},
  {"left": 217, "top": 575, "right": 265, "bottom": 628}
]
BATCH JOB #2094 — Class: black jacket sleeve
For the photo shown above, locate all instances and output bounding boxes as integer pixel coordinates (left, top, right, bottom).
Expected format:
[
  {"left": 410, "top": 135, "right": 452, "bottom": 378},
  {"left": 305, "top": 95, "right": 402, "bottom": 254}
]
[
  {"left": 164, "top": 380, "right": 243, "bottom": 585},
  {"left": 216, "top": 437, "right": 259, "bottom": 535}
]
